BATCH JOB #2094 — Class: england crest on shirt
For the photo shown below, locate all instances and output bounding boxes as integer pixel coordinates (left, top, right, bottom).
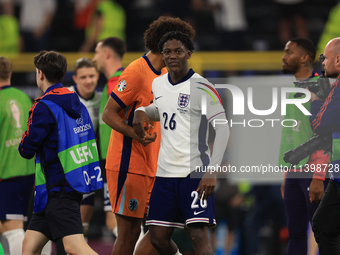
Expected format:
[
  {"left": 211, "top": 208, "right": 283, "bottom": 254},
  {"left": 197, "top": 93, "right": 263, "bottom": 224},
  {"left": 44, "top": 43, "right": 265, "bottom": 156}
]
[{"left": 178, "top": 93, "right": 190, "bottom": 108}]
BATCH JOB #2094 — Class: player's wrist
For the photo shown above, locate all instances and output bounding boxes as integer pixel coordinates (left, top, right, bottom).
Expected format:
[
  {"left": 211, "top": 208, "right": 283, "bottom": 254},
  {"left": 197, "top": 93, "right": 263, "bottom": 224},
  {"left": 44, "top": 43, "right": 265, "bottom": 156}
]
[{"left": 135, "top": 106, "right": 146, "bottom": 112}]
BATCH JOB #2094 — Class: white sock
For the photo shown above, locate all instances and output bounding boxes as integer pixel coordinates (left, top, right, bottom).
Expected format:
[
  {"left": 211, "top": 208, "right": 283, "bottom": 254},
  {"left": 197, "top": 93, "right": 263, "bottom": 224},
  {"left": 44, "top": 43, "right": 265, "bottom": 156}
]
[
  {"left": 174, "top": 249, "right": 182, "bottom": 255},
  {"left": 112, "top": 226, "right": 118, "bottom": 238},
  {"left": 41, "top": 240, "right": 52, "bottom": 255},
  {"left": 2, "top": 229, "right": 24, "bottom": 255}
]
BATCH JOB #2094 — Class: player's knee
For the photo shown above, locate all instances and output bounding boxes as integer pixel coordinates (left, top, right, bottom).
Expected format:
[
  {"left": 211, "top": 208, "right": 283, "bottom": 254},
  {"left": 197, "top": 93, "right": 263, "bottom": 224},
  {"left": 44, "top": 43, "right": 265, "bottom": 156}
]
[
  {"left": 117, "top": 224, "right": 141, "bottom": 243},
  {"left": 63, "top": 242, "right": 76, "bottom": 255},
  {"left": 188, "top": 225, "right": 209, "bottom": 249},
  {"left": 150, "top": 234, "right": 171, "bottom": 250},
  {"left": 22, "top": 238, "right": 41, "bottom": 255}
]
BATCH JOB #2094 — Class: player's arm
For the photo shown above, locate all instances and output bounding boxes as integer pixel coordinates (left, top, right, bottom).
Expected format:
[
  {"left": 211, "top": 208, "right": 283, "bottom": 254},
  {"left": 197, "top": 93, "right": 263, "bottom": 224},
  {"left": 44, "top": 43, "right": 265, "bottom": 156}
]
[
  {"left": 308, "top": 148, "right": 330, "bottom": 203},
  {"left": 102, "top": 96, "right": 156, "bottom": 146},
  {"left": 19, "top": 102, "right": 53, "bottom": 159},
  {"left": 197, "top": 113, "right": 229, "bottom": 200},
  {"left": 133, "top": 104, "right": 159, "bottom": 139},
  {"left": 79, "top": 10, "right": 103, "bottom": 52}
]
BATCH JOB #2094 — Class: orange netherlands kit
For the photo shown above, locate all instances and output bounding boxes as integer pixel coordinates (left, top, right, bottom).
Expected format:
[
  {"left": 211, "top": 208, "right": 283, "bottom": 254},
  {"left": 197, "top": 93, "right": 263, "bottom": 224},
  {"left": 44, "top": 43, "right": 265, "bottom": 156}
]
[{"left": 105, "top": 55, "right": 167, "bottom": 177}]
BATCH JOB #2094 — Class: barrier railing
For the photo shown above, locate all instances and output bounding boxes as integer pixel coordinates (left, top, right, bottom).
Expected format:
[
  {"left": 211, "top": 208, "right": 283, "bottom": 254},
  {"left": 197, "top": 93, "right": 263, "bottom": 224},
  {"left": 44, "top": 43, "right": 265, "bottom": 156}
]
[{"left": 3, "top": 51, "right": 311, "bottom": 74}]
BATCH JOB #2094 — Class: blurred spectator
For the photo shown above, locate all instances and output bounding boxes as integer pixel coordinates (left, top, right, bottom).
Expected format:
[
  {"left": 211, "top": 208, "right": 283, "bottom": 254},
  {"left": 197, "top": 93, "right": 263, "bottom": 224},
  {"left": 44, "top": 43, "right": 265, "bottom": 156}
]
[
  {"left": 275, "top": 0, "right": 309, "bottom": 47},
  {"left": 79, "top": 0, "right": 125, "bottom": 52},
  {"left": 159, "top": 0, "right": 196, "bottom": 28},
  {"left": 72, "top": 0, "right": 97, "bottom": 51},
  {"left": 0, "top": 0, "right": 19, "bottom": 53},
  {"left": 19, "top": 0, "right": 56, "bottom": 52},
  {"left": 49, "top": 0, "right": 79, "bottom": 52},
  {"left": 317, "top": 2, "right": 340, "bottom": 53},
  {"left": 196, "top": 0, "right": 248, "bottom": 50}
]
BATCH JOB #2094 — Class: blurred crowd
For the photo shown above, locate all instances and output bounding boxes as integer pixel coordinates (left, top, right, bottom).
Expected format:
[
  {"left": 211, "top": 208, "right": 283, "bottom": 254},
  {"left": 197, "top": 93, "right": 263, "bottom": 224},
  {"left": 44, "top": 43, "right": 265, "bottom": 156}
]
[{"left": 0, "top": 0, "right": 338, "bottom": 53}]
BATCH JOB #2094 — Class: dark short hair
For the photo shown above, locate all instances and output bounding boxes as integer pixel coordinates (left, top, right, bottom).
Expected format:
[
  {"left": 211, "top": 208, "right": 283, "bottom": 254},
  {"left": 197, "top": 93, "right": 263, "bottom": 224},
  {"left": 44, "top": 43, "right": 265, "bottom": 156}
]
[
  {"left": 158, "top": 31, "right": 195, "bottom": 53},
  {"left": 144, "top": 16, "right": 196, "bottom": 54},
  {"left": 99, "top": 37, "right": 126, "bottom": 59},
  {"left": 34, "top": 50, "right": 67, "bottom": 84},
  {"left": 290, "top": 38, "right": 316, "bottom": 63},
  {"left": 0, "top": 56, "right": 12, "bottom": 80},
  {"left": 74, "top": 58, "right": 97, "bottom": 75}
]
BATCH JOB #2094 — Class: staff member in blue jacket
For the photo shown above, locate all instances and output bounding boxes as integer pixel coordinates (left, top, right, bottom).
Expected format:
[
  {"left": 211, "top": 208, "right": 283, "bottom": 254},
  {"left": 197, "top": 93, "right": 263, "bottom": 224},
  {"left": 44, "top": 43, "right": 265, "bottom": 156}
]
[
  {"left": 19, "top": 50, "right": 102, "bottom": 255},
  {"left": 309, "top": 37, "right": 340, "bottom": 255}
]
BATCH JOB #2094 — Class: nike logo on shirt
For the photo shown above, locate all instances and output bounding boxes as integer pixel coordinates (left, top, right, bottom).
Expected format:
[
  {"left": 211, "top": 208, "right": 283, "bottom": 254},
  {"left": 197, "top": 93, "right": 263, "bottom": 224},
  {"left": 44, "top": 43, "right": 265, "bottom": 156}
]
[{"left": 155, "top": 96, "right": 163, "bottom": 100}]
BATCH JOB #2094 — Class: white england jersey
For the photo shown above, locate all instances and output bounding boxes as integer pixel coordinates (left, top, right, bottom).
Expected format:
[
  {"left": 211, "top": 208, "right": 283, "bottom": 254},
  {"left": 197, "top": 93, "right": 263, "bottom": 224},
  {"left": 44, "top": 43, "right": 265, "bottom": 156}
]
[
  {"left": 152, "top": 70, "right": 226, "bottom": 178},
  {"left": 68, "top": 86, "right": 102, "bottom": 131}
]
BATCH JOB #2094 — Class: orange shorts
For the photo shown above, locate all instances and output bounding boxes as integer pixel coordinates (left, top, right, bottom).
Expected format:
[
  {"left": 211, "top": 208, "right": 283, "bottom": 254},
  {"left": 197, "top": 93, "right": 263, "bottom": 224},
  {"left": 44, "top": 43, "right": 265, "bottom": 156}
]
[{"left": 107, "top": 170, "right": 155, "bottom": 218}]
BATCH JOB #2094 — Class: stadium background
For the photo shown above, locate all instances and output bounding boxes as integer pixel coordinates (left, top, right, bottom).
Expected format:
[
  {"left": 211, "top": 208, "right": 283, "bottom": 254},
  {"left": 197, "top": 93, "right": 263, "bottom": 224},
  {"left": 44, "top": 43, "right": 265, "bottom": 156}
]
[{"left": 2, "top": 0, "right": 338, "bottom": 254}]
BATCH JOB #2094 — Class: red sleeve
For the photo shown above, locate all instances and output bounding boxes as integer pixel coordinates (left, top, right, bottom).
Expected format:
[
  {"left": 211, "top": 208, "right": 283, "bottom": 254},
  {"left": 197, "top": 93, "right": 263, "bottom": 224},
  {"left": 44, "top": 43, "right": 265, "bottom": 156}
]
[
  {"left": 107, "top": 76, "right": 120, "bottom": 96},
  {"left": 308, "top": 149, "right": 331, "bottom": 181}
]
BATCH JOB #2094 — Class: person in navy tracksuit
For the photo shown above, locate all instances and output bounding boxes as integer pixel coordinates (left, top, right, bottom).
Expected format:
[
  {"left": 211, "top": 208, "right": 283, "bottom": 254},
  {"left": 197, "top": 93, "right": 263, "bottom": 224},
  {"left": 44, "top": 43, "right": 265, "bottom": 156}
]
[
  {"left": 19, "top": 50, "right": 99, "bottom": 255},
  {"left": 310, "top": 37, "right": 340, "bottom": 255}
]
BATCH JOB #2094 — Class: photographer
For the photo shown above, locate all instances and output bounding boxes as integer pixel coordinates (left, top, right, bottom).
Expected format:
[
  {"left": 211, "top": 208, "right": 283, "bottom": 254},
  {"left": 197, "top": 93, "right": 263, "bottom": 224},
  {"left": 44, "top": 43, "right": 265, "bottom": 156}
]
[
  {"left": 310, "top": 37, "right": 340, "bottom": 255},
  {"left": 279, "top": 38, "right": 330, "bottom": 255}
]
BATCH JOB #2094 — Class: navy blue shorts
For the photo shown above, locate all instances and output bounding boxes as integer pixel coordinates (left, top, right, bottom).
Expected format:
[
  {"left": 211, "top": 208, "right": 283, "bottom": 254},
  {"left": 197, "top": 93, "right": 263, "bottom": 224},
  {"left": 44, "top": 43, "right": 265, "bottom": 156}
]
[
  {"left": 81, "top": 192, "right": 95, "bottom": 205},
  {"left": 0, "top": 175, "right": 34, "bottom": 221},
  {"left": 146, "top": 175, "right": 216, "bottom": 228},
  {"left": 103, "top": 181, "right": 112, "bottom": 212},
  {"left": 28, "top": 187, "right": 83, "bottom": 242}
]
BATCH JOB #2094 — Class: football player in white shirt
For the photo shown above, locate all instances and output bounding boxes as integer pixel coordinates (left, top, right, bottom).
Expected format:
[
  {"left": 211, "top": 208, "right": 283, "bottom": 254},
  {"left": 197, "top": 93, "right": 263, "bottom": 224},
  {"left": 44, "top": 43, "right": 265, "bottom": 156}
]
[{"left": 133, "top": 31, "right": 229, "bottom": 255}]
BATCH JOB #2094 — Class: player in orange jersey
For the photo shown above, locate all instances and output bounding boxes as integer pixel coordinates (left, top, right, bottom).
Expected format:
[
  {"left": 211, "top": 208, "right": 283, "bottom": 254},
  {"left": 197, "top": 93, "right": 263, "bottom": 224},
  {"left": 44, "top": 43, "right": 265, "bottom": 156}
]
[{"left": 102, "top": 16, "right": 195, "bottom": 255}]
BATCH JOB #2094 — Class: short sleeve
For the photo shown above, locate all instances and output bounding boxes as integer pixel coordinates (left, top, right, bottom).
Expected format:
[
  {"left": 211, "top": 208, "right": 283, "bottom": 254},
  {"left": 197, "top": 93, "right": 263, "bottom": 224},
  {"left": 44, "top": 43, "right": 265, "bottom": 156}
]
[{"left": 111, "top": 65, "right": 142, "bottom": 109}]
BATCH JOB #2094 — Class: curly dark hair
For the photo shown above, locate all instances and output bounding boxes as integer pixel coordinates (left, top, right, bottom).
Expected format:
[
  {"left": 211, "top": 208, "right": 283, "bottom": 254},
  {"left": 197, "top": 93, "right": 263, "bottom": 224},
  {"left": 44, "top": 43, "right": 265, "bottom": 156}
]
[
  {"left": 144, "top": 16, "right": 195, "bottom": 54},
  {"left": 158, "top": 31, "right": 195, "bottom": 53}
]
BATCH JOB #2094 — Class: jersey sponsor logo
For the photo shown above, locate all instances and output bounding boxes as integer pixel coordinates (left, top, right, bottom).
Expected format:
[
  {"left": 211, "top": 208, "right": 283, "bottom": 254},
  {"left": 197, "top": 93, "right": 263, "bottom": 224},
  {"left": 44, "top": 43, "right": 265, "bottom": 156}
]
[
  {"left": 128, "top": 199, "right": 139, "bottom": 211},
  {"left": 117, "top": 79, "right": 127, "bottom": 92},
  {"left": 178, "top": 93, "right": 190, "bottom": 108},
  {"left": 193, "top": 210, "right": 205, "bottom": 215}
]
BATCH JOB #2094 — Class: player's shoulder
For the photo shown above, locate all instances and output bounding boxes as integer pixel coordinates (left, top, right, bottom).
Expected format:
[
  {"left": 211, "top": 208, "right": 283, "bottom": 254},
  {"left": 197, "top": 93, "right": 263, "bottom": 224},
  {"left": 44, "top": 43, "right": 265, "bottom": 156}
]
[
  {"left": 1, "top": 86, "right": 31, "bottom": 99},
  {"left": 152, "top": 73, "right": 168, "bottom": 90},
  {"left": 67, "top": 85, "right": 75, "bottom": 92},
  {"left": 154, "top": 73, "right": 168, "bottom": 83},
  {"left": 121, "top": 57, "right": 145, "bottom": 75},
  {"left": 33, "top": 100, "right": 51, "bottom": 115},
  {"left": 190, "top": 74, "right": 215, "bottom": 89}
]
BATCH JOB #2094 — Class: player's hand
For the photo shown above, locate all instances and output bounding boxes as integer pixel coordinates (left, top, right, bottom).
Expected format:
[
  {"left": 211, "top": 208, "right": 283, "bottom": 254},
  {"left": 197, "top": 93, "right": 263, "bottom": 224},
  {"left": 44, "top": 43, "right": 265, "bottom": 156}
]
[
  {"left": 135, "top": 132, "right": 157, "bottom": 146},
  {"left": 196, "top": 172, "right": 216, "bottom": 200},
  {"left": 281, "top": 179, "right": 285, "bottom": 199},
  {"left": 309, "top": 179, "right": 324, "bottom": 203},
  {"left": 133, "top": 110, "right": 153, "bottom": 139}
]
